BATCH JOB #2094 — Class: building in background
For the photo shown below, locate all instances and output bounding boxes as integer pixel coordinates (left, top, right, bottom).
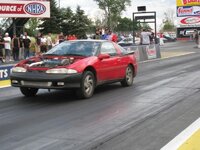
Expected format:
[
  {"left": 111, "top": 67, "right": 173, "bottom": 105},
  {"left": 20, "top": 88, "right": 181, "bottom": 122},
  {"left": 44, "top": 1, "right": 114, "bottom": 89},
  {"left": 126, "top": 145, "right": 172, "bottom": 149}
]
[{"left": 176, "top": 0, "right": 200, "bottom": 40}]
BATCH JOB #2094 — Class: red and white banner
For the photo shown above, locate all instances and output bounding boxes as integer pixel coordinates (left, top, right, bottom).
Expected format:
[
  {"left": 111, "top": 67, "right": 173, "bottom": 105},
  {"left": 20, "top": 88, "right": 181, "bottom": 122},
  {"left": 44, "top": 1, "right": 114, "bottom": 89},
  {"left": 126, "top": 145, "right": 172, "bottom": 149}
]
[
  {"left": 177, "top": 16, "right": 200, "bottom": 27},
  {"left": 177, "top": 6, "right": 200, "bottom": 17},
  {"left": 0, "top": 0, "right": 50, "bottom": 18}
]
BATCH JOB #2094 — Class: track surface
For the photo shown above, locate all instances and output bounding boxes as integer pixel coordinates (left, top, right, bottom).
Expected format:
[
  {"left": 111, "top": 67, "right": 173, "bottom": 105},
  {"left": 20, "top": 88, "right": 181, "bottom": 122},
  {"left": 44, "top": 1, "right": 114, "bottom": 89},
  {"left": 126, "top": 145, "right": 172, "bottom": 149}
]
[{"left": 0, "top": 41, "right": 200, "bottom": 150}]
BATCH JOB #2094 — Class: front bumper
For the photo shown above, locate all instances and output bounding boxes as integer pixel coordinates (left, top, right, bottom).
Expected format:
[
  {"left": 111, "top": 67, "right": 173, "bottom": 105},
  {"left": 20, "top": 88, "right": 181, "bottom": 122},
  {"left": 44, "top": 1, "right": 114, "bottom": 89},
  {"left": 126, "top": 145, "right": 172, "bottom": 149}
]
[{"left": 10, "top": 72, "right": 82, "bottom": 89}]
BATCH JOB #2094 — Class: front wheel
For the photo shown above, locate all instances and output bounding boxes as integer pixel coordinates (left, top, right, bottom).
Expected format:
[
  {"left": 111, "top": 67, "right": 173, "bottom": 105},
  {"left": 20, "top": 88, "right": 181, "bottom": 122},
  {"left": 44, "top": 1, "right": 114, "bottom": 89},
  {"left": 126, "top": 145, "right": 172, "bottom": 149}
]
[
  {"left": 121, "top": 65, "right": 134, "bottom": 87},
  {"left": 20, "top": 87, "right": 38, "bottom": 97},
  {"left": 76, "top": 71, "right": 95, "bottom": 99}
]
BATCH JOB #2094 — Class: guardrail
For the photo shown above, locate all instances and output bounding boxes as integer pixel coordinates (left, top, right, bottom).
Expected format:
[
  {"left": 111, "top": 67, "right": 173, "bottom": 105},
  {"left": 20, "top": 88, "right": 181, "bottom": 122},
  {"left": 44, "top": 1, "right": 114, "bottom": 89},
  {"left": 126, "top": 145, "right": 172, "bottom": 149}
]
[{"left": 123, "top": 44, "right": 161, "bottom": 61}]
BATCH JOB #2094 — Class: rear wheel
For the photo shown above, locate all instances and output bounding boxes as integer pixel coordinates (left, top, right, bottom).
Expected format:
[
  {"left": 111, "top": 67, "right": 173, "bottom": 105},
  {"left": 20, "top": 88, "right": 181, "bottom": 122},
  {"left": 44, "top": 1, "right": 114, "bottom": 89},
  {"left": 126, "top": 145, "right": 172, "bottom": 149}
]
[
  {"left": 121, "top": 65, "right": 134, "bottom": 87},
  {"left": 76, "top": 71, "right": 95, "bottom": 99},
  {"left": 20, "top": 87, "right": 38, "bottom": 97}
]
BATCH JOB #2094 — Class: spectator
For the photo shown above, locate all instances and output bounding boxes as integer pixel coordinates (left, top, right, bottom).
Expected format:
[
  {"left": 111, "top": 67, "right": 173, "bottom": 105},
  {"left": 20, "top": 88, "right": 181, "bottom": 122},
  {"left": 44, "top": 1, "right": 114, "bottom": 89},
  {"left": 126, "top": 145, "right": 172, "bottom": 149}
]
[
  {"left": 58, "top": 32, "right": 64, "bottom": 43},
  {"left": 35, "top": 32, "right": 41, "bottom": 55},
  {"left": 4, "top": 32, "right": 12, "bottom": 62},
  {"left": 71, "top": 34, "right": 77, "bottom": 40},
  {"left": 0, "top": 34, "right": 4, "bottom": 63},
  {"left": 46, "top": 33, "right": 52, "bottom": 50},
  {"left": 12, "top": 34, "right": 20, "bottom": 61},
  {"left": 23, "top": 32, "right": 31, "bottom": 59},
  {"left": 93, "top": 30, "right": 101, "bottom": 40},
  {"left": 109, "top": 30, "right": 118, "bottom": 43},
  {"left": 140, "top": 29, "right": 151, "bottom": 45},
  {"left": 19, "top": 34, "right": 24, "bottom": 60},
  {"left": 67, "top": 34, "right": 73, "bottom": 40},
  {"left": 101, "top": 28, "right": 110, "bottom": 40},
  {"left": 40, "top": 34, "right": 47, "bottom": 53}
]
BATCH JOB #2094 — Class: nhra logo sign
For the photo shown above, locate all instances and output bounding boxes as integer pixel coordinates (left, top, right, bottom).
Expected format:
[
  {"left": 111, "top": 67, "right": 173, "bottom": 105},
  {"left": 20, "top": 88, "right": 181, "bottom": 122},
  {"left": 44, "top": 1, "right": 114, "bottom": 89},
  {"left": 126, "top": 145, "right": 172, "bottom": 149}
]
[
  {"left": 25, "top": 3, "right": 46, "bottom": 15},
  {"left": 0, "top": 0, "right": 50, "bottom": 18}
]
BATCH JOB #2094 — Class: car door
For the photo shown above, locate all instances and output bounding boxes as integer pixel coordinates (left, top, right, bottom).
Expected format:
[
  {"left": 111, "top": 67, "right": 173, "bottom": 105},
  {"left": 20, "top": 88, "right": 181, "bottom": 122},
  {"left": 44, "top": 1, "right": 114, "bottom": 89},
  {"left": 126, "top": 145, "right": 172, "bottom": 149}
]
[{"left": 96, "top": 42, "right": 120, "bottom": 81}]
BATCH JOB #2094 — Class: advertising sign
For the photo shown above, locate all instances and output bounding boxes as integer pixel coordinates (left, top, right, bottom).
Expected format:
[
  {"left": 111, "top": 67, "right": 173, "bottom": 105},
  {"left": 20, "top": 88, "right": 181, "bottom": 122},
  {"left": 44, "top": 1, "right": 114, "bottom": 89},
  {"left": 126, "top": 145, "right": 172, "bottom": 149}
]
[
  {"left": 177, "top": 6, "right": 200, "bottom": 17},
  {"left": 177, "top": 0, "right": 200, "bottom": 6},
  {"left": 146, "top": 45, "right": 157, "bottom": 59},
  {"left": 177, "top": 16, "right": 200, "bottom": 27},
  {"left": 0, "top": 65, "right": 13, "bottom": 81},
  {"left": 0, "top": 0, "right": 50, "bottom": 18}
]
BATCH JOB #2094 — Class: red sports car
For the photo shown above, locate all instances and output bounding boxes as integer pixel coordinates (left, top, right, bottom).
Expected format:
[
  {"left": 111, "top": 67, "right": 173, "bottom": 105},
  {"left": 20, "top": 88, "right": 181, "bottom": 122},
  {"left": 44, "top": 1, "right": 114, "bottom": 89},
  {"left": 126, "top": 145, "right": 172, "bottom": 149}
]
[{"left": 10, "top": 40, "right": 138, "bottom": 99}]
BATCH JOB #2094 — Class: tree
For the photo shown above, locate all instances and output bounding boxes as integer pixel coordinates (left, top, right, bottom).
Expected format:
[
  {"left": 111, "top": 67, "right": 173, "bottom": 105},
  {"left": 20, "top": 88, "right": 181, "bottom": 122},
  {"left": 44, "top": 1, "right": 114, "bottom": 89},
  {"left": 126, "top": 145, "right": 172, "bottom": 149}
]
[
  {"left": 25, "top": 18, "right": 40, "bottom": 36},
  {"left": 94, "top": 0, "right": 131, "bottom": 30},
  {"left": 70, "top": 6, "right": 92, "bottom": 38},
  {"left": 39, "top": 0, "right": 62, "bottom": 34},
  {"left": 116, "top": 17, "right": 132, "bottom": 32},
  {"left": 60, "top": 7, "right": 74, "bottom": 35},
  {"left": 160, "top": 9, "right": 176, "bottom": 32}
]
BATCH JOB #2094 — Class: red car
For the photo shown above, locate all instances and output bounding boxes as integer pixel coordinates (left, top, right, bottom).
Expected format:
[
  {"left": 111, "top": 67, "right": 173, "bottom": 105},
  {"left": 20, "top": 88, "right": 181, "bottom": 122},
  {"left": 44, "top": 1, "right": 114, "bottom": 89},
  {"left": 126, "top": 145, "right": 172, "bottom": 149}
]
[{"left": 10, "top": 40, "right": 138, "bottom": 99}]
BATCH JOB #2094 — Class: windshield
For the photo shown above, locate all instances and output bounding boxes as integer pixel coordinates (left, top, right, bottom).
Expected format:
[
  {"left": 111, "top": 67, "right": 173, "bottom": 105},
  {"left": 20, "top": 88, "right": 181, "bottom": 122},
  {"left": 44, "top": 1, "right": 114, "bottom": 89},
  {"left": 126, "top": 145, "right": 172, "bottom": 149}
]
[{"left": 45, "top": 41, "right": 101, "bottom": 56}]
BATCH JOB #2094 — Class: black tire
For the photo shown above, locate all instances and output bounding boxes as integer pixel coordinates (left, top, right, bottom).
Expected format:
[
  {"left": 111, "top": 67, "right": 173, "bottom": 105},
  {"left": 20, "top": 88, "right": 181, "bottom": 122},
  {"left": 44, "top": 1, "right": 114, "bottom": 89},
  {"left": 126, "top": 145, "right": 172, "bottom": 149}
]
[
  {"left": 20, "top": 87, "right": 38, "bottom": 97},
  {"left": 121, "top": 65, "right": 134, "bottom": 87},
  {"left": 76, "top": 71, "right": 95, "bottom": 99}
]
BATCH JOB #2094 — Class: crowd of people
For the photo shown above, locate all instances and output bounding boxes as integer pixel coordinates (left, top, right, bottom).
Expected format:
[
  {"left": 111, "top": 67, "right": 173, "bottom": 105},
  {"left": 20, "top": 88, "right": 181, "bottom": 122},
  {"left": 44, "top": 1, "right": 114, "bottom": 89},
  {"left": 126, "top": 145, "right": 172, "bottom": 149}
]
[
  {"left": 92, "top": 28, "right": 118, "bottom": 43},
  {"left": 0, "top": 32, "right": 79, "bottom": 64}
]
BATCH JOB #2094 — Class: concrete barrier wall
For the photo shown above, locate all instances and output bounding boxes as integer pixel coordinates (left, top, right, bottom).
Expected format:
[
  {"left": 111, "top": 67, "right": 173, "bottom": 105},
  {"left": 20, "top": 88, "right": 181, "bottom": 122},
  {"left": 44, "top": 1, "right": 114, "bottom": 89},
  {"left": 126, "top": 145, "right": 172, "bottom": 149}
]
[{"left": 124, "top": 44, "right": 161, "bottom": 61}]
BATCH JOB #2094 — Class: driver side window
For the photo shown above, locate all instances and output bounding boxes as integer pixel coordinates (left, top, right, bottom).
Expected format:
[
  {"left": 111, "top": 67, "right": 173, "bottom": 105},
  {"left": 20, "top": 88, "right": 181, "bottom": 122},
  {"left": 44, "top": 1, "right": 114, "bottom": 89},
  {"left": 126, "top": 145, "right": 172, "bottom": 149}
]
[{"left": 101, "top": 42, "right": 117, "bottom": 56}]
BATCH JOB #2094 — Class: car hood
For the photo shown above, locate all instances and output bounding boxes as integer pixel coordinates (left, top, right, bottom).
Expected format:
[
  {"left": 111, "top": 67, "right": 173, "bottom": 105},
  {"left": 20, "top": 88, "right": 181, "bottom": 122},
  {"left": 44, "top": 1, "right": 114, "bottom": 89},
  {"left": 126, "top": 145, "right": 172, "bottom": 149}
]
[{"left": 18, "top": 55, "right": 86, "bottom": 70}]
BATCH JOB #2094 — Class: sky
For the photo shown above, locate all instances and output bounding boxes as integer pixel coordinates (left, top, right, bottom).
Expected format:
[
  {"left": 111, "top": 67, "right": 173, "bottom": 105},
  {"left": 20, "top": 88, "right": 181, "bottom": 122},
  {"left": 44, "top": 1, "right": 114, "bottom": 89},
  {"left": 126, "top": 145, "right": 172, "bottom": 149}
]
[{"left": 59, "top": 0, "right": 176, "bottom": 29}]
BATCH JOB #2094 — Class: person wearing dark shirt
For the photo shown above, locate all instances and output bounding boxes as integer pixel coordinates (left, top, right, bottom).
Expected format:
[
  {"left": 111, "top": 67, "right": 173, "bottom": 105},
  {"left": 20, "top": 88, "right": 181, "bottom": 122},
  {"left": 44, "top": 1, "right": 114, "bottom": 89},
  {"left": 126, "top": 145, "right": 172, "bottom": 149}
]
[
  {"left": 19, "top": 34, "right": 24, "bottom": 60},
  {"left": 58, "top": 32, "right": 64, "bottom": 43},
  {"left": 23, "top": 33, "right": 31, "bottom": 59},
  {"left": 12, "top": 34, "right": 20, "bottom": 61},
  {"left": 0, "top": 34, "right": 4, "bottom": 63},
  {"left": 35, "top": 32, "right": 41, "bottom": 55}
]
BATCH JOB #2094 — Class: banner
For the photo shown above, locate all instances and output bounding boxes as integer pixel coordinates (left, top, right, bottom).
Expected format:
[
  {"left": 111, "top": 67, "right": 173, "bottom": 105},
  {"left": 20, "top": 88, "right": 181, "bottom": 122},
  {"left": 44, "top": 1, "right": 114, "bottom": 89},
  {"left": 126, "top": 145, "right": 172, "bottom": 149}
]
[
  {"left": 177, "top": 16, "right": 200, "bottom": 27},
  {"left": 177, "top": 0, "right": 200, "bottom": 6},
  {"left": 177, "top": 6, "right": 200, "bottom": 17},
  {"left": 0, "top": 65, "right": 13, "bottom": 81},
  {"left": 0, "top": 0, "right": 50, "bottom": 18}
]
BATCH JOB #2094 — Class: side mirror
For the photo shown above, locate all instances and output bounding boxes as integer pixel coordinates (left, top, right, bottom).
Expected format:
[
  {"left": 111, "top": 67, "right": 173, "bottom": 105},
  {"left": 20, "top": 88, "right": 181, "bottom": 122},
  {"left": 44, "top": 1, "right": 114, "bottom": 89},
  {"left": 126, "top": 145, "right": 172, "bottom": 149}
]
[{"left": 98, "top": 54, "right": 110, "bottom": 60}]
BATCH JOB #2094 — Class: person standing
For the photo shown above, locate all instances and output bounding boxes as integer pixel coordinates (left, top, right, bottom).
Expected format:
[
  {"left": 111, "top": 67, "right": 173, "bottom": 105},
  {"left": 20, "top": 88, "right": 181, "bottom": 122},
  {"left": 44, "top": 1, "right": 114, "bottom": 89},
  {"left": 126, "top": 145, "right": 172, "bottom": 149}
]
[
  {"left": 40, "top": 34, "right": 47, "bottom": 53},
  {"left": 23, "top": 32, "right": 31, "bottom": 59},
  {"left": 4, "top": 33, "right": 12, "bottom": 62},
  {"left": 140, "top": 29, "right": 151, "bottom": 45},
  {"left": 19, "top": 34, "right": 24, "bottom": 60},
  {"left": 0, "top": 34, "right": 4, "bottom": 63},
  {"left": 12, "top": 34, "right": 20, "bottom": 61},
  {"left": 46, "top": 33, "right": 52, "bottom": 51},
  {"left": 35, "top": 32, "right": 41, "bottom": 55},
  {"left": 58, "top": 32, "right": 64, "bottom": 43}
]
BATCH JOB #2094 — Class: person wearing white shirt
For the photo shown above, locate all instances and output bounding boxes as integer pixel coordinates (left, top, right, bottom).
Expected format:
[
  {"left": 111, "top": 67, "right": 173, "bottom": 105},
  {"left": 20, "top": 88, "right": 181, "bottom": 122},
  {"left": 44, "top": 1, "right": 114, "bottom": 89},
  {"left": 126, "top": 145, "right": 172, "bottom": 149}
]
[
  {"left": 40, "top": 34, "right": 47, "bottom": 53},
  {"left": 46, "top": 33, "right": 52, "bottom": 51},
  {"left": 4, "top": 33, "right": 12, "bottom": 62},
  {"left": 140, "top": 29, "right": 151, "bottom": 45}
]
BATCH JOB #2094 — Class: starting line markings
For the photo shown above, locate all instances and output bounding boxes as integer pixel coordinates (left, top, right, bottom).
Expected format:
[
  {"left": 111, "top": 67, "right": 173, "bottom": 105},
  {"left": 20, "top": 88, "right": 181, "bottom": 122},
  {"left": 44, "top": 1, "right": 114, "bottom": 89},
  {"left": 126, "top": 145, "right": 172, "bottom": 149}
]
[{"left": 161, "top": 118, "right": 200, "bottom": 150}]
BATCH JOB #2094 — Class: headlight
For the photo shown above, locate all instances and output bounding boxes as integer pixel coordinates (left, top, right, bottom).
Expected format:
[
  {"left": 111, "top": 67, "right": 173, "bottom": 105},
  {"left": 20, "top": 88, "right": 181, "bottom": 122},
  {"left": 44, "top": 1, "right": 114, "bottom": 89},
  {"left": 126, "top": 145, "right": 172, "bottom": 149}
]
[
  {"left": 11, "top": 67, "right": 27, "bottom": 73},
  {"left": 46, "top": 68, "right": 77, "bottom": 74}
]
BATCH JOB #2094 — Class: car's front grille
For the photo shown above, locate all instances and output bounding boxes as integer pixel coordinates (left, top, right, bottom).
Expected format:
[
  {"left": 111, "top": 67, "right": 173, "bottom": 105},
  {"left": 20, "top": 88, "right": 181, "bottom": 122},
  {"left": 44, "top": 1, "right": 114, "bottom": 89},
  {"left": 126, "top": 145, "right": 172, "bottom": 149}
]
[{"left": 21, "top": 81, "right": 52, "bottom": 87}]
